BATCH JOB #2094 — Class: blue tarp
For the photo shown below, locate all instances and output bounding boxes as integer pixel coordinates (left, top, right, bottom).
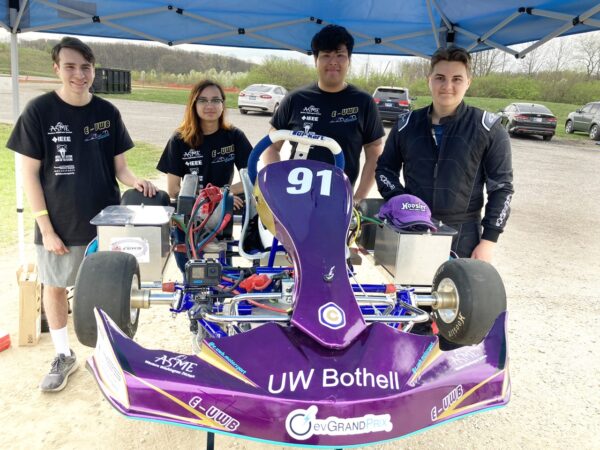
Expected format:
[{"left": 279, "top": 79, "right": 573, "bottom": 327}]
[{"left": 2, "top": 1, "right": 600, "bottom": 58}]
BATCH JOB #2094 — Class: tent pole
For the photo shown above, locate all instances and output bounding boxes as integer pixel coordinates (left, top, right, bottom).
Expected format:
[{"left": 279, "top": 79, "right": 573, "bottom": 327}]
[{"left": 10, "top": 15, "right": 25, "bottom": 264}]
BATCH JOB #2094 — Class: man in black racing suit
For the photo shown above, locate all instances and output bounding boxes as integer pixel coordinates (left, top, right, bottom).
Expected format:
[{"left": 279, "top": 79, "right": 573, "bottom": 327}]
[{"left": 376, "top": 46, "right": 513, "bottom": 262}]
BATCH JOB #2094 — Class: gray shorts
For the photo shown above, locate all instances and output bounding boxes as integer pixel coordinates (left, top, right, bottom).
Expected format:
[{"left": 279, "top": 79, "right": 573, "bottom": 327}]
[{"left": 35, "top": 245, "right": 87, "bottom": 288}]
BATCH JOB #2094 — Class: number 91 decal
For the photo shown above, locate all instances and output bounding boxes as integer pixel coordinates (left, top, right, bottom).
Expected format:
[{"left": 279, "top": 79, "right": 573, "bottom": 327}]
[{"left": 286, "top": 168, "right": 332, "bottom": 196}]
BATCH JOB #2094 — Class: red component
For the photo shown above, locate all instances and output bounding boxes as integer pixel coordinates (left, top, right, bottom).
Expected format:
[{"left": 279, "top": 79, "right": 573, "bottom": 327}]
[
  {"left": 199, "top": 184, "right": 223, "bottom": 215},
  {"left": 431, "top": 321, "right": 439, "bottom": 335},
  {"left": 239, "top": 92, "right": 246, "bottom": 97},
  {"left": 0, "top": 330, "right": 11, "bottom": 352},
  {"left": 373, "top": 97, "right": 381, "bottom": 104},
  {"left": 162, "top": 282, "right": 176, "bottom": 292},
  {"left": 547, "top": 117, "right": 557, "bottom": 123},
  {"left": 399, "top": 100, "right": 409, "bottom": 105},
  {"left": 385, "top": 283, "right": 396, "bottom": 294},
  {"left": 239, "top": 274, "right": 271, "bottom": 292},
  {"left": 173, "top": 244, "right": 187, "bottom": 253},
  {"left": 514, "top": 114, "right": 529, "bottom": 121},
  {"left": 260, "top": 94, "right": 272, "bottom": 99}
]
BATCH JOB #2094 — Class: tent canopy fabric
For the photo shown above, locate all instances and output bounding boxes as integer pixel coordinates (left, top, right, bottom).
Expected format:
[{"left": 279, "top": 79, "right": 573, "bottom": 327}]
[{"left": 3, "top": 0, "right": 600, "bottom": 59}]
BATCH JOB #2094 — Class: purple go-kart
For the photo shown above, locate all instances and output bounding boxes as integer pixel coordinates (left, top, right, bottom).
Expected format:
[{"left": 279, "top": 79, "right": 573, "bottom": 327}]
[{"left": 73, "top": 131, "right": 509, "bottom": 449}]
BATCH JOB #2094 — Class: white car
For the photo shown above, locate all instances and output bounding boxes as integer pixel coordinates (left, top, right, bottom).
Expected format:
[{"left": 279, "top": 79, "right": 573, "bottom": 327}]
[{"left": 238, "top": 84, "right": 288, "bottom": 115}]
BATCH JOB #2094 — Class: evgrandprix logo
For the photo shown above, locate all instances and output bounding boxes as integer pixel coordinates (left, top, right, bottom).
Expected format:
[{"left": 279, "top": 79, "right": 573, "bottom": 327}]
[
  {"left": 318, "top": 302, "right": 345, "bottom": 329},
  {"left": 285, "top": 405, "right": 392, "bottom": 441}
]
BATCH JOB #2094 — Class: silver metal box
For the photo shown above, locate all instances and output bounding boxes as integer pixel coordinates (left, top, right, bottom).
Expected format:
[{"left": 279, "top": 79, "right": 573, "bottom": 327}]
[
  {"left": 373, "top": 224, "right": 455, "bottom": 286},
  {"left": 91, "top": 205, "right": 174, "bottom": 283}
]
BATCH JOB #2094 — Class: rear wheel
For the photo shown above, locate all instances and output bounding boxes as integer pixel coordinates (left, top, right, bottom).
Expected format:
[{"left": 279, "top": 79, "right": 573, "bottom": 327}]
[
  {"left": 589, "top": 124, "right": 600, "bottom": 141},
  {"left": 239, "top": 108, "right": 248, "bottom": 115},
  {"left": 272, "top": 103, "right": 280, "bottom": 115},
  {"left": 504, "top": 121, "right": 514, "bottom": 136},
  {"left": 565, "top": 120, "right": 574, "bottom": 134},
  {"left": 73, "top": 252, "right": 140, "bottom": 347},
  {"left": 542, "top": 135, "right": 552, "bottom": 141},
  {"left": 431, "top": 258, "right": 506, "bottom": 346},
  {"left": 121, "top": 188, "right": 170, "bottom": 206}
]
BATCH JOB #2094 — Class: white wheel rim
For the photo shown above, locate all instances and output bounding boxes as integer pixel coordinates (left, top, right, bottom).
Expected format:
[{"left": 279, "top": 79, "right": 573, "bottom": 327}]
[
  {"left": 130, "top": 273, "right": 140, "bottom": 324},
  {"left": 436, "top": 277, "right": 460, "bottom": 324}
]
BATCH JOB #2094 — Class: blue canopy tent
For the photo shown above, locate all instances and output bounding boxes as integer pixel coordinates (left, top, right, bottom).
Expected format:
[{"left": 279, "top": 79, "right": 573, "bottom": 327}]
[{"left": 3, "top": 0, "right": 600, "bottom": 260}]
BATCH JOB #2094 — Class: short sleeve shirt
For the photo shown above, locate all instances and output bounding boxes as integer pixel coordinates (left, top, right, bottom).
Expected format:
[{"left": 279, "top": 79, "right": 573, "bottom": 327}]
[
  {"left": 157, "top": 127, "right": 252, "bottom": 188},
  {"left": 6, "top": 92, "right": 134, "bottom": 245},
  {"left": 270, "top": 83, "right": 384, "bottom": 184}
]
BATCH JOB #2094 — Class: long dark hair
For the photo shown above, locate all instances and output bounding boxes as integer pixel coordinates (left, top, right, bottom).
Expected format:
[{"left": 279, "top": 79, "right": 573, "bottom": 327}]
[{"left": 177, "top": 79, "right": 230, "bottom": 148}]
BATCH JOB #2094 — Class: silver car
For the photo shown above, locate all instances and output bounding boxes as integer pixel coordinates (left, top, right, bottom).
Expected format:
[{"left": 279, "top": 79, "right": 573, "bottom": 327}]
[{"left": 238, "top": 84, "right": 288, "bottom": 115}]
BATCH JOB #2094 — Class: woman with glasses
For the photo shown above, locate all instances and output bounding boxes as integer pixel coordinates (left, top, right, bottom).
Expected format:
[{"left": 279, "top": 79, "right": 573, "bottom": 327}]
[{"left": 157, "top": 79, "right": 252, "bottom": 210}]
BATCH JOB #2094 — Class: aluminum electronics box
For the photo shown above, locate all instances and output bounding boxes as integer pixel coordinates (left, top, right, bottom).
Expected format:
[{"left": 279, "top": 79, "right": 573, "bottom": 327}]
[
  {"left": 91, "top": 205, "right": 174, "bottom": 283},
  {"left": 374, "top": 223, "right": 456, "bottom": 286}
]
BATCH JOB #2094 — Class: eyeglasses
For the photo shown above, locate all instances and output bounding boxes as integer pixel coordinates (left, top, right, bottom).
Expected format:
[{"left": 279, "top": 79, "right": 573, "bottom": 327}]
[{"left": 197, "top": 98, "right": 224, "bottom": 105}]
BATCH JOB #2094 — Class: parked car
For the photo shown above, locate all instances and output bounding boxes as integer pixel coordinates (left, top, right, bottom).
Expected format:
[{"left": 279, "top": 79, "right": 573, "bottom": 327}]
[
  {"left": 565, "top": 101, "right": 600, "bottom": 140},
  {"left": 498, "top": 103, "right": 557, "bottom": 141},
  {"left": 237, "top": 84, "right": 287, "bottom": 115},
  {"left": 372, "top": 86, "right": 413, "bottom": 123}
]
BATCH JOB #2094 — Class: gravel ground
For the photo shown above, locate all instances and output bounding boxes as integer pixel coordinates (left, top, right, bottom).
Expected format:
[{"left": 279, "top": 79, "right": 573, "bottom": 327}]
[{"left": 1, "top": 78, "right": 600, "bottom": 449}]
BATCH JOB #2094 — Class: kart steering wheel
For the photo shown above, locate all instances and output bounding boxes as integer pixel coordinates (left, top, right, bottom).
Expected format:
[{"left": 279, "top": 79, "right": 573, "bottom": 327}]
[{"left": 247, "top": 129, "right": 345, "bottom": 184}]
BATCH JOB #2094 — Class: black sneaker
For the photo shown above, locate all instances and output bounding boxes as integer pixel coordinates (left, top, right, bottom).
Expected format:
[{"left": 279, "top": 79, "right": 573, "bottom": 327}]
[{"left": 39, "top": 350, "right": 78, "bottom": 392}]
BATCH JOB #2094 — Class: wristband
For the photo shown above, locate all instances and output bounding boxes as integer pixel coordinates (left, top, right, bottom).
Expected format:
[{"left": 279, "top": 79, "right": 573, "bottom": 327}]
[{"left": 33, "top": 209, "right": 48, "bottom": 218}]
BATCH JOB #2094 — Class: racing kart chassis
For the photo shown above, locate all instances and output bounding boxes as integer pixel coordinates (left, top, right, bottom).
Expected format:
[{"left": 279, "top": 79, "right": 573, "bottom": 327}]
[{"left": 74, "top": 131, "right": 510, "bottom": 448}]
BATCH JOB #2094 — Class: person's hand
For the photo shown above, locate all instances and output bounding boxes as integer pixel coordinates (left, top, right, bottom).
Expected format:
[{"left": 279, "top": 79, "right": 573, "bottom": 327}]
[
  {"left": 42, "top": 230, "right": 69, "bottom": 255},
  {"left": 352, "top": 194, "right": 365, "bottom": 208},
  {"left": 134, "top": 179, "right": 157, "bottom": 197},
  {"left": 232, "top": 195, "right": 244, "bottom": 210},
  {"left": 470, "top": 239, "right": 495, "bottom": 263}
]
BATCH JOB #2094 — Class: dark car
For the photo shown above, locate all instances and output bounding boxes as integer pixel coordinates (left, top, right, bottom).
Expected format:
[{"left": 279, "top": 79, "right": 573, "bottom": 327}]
[
  {"left": 565, "top": 101, "right": 600, "bottom": 141},
  {"left": 498, "top": 103, "right": 557, "bottom": 141},
  {"left": 372, "top": 86, "right": 412, "bottom": 123}
]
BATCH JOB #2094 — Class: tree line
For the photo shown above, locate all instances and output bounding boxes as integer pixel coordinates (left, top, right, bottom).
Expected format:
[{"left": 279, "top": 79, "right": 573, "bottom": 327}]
[{"left": 2, "top": 36, "right": 599, "bottom": 105}]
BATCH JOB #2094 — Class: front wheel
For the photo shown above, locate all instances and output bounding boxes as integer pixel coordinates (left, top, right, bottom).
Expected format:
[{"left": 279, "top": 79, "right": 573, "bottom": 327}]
[
  {"left": 565, "top": 120, "right": 574, "bottom": 134},
  {"left": 73, "top": 251, "right": 141, "bottom": 347},
  {"left": 589, "top": 124, "right": 600, "bottom": 141},
  {"left": 431, "top": 258, "right": 506, "bottom": 346}
]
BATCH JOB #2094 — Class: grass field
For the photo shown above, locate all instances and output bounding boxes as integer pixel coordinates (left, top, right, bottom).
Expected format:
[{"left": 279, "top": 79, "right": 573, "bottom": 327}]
[
  {"left": 101, "top": 86, "right": 239, "bottom": 109},
  {"left": 0, "top": 123, "right": 162, "bottom": 250}
]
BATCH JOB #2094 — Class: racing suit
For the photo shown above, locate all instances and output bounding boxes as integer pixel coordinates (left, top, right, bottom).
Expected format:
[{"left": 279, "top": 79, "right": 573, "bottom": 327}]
[{"left": 375, "top": 102, "right": 514, "bottom": 257}]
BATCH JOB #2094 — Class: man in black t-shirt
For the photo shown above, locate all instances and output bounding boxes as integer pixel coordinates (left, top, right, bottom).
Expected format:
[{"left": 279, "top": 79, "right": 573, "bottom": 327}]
[
  {"left": 265, "top": 25, "right": 384, "bottom": 204},
  {"left": 6, "top": 37, "right": 157, "bottom": 392}
]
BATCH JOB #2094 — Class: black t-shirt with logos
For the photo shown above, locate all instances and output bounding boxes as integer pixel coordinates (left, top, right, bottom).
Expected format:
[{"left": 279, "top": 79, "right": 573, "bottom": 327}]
[
  {"left": 157, "top": 127, "right": 252, "bottom": 188},
  {"left": 6, "top": 92, "right": 133, "bottom": 246},
  {"left": 270, "top": 83, "right": 384, "bottom": 185}
]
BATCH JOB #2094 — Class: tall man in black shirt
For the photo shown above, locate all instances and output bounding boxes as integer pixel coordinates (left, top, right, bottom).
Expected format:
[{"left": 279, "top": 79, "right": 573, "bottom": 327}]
[
  {"left": 7, "top": 37, "right": 156, "bottom": 392},
  {"left": 264, "top": 25, "right": 385, "bottom": 204},
  {"left": 376, "top": 47, "right": 513, "bottom": 262}
]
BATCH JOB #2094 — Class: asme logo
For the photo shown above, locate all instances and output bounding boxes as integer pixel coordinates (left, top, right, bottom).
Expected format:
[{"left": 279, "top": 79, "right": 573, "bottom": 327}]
[{"left": 48, "top": 122, "right": 71, "bottom": 134}]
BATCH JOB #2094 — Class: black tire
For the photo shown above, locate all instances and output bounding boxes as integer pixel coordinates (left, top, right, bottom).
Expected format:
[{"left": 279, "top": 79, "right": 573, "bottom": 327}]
[
  {"left": 504, "top": 121, "right": 514, "bottom": 136},
  {"left": 356, "top": 198, "right": 385, "bottom": 251},
  {"left": 431, "top": 259, "right": 506, "bottom": 346},
  {"left": 589, "top": 124, "right": 600, "bottom": 141},
  {"left": 121, "top": 188, "right": 170, "bottom": 206},
  {"left": 565, "top": 120, "right": 574, "bottom": 134},
  {"left": 542, "top": 135, "right": 552, "bottom": 141},
  {"left": 272, "top": 103, "right": 279, "bottom": 115},
  {"left": 239, "top": 108, "right": 248, "bottom": 115},
  {"left": 73, "top": 252, "right": 140, "bottom": 347}
]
